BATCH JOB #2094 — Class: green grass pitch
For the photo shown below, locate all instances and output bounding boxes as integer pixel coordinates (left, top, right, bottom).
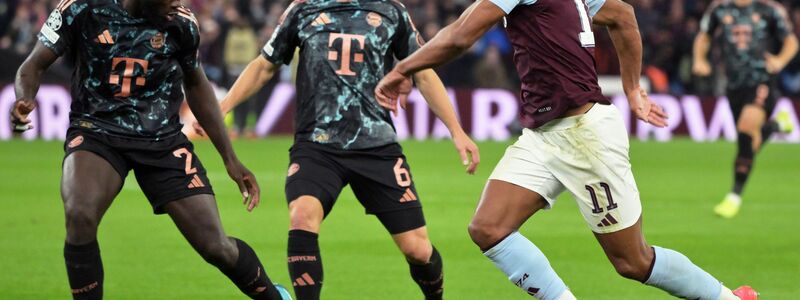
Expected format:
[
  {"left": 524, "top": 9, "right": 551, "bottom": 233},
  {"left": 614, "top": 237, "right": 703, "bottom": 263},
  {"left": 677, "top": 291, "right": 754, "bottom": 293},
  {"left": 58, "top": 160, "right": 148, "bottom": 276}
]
[{"left": 0, "top": 138, "right": 798, "bottom": 299}]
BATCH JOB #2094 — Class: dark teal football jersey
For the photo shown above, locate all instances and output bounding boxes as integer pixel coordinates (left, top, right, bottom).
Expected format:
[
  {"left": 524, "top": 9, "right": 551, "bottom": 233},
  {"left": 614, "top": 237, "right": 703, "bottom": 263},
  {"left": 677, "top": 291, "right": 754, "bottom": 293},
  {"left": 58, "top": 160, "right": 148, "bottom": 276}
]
[
  {"left": 263, "top": 0, "right": 423, "bottom": 150},
  {"left": 38, "top": 0, "right": 200, "bottom": 138},
  {"left": 701, "top": 0, "right": 793, "bottom": 89}
]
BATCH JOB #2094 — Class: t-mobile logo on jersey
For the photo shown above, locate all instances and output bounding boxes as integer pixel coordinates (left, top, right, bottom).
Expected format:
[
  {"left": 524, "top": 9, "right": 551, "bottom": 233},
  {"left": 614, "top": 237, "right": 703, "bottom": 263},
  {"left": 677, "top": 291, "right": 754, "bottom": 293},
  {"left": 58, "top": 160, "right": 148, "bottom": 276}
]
[
  {"left": 109, "top": 57, "right": 149, "bottom": 97},
  {"left": 328, "top": 33, "right": 366, "bottom": 76}
]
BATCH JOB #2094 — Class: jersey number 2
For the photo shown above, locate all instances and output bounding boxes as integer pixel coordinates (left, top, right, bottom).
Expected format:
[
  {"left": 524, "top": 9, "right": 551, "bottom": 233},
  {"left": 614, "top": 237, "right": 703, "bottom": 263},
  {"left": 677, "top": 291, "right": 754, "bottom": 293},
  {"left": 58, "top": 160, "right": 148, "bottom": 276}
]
[
  {"left": 573, "top": 0, "right": 595, "bottom": 47},
  {"left": 173, "top": 148, "right": 198, "bottom": 175}
]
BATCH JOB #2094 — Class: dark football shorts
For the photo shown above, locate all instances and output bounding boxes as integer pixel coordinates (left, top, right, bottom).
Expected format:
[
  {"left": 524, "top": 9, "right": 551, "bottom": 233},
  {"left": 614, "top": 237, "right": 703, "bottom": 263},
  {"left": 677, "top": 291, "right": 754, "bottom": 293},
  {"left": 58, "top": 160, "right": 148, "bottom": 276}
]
[
  {"left": 727, "top": 80, "right": 779, "bottom": 122},
  {"left": 285, "top": 141, "right": 425, "bottom": 234},
  {"left": 64, "top": 128, "right": 214, "bottom": 214}
]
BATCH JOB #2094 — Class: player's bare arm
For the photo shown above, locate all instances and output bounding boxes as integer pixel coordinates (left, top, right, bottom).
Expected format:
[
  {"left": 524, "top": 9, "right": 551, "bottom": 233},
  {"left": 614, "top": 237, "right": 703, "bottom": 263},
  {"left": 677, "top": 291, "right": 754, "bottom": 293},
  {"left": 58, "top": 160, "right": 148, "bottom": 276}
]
[
  {"left": 183, "top": 65, "right": 261, "bottom": 211},
  {"left": 376, "top": 0, "right": 504, "bottom": 107},
  {"left": 593, "top": 0, "right": 668, "bottom": 127},
  {"left": 413, "top": 69, "right": 480, "bottom": 174},
  {"left": 765, "top": 34, "right": 799, "bottom": 74},
  {"left": 692, "top": 31, "right": 713, "bottom": 76},
  {"left": 193, "top": 56, "right": 280, "bottom": 136},
  {"left": 12, "top": 42, "right": 59, "bottom": 132}
]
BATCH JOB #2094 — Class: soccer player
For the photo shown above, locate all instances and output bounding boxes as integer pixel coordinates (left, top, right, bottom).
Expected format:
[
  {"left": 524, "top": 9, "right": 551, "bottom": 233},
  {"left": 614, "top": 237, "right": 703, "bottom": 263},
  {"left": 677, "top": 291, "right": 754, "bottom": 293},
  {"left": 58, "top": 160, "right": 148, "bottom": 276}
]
[
  {"left": 376, "top": 0, "right": 757, "bottom": 299},
  {"left": 193, "top": 1, "right": 479, "bottom": 299},
  {"left": 11, "top": 0, "right": 291, "bottom": 299},
  {"left": 693, "top": 0, "right": 798, "bottom": 218}
]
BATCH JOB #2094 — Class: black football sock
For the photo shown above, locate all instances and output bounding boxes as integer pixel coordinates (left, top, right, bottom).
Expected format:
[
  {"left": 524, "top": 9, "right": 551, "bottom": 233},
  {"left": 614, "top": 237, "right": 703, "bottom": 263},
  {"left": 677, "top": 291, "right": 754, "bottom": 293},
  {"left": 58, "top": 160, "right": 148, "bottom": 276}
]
[
  {"left": 219, "top": 238, "right": 282, "bottom": 300},
  {"left": 761, "top": 120, "right": 780, "bottom": 143},
  {"left": 732, "top": 132, "right": 755, "bottom": 195},
  {"left": 408, "top": 246, "right": 444, "bottom": 300},
  {"left": 287, "top": 230, "right": 323, "bottom": 300},
  {"left": 64, "top": 240, "right": 103, "bottom": 300}
]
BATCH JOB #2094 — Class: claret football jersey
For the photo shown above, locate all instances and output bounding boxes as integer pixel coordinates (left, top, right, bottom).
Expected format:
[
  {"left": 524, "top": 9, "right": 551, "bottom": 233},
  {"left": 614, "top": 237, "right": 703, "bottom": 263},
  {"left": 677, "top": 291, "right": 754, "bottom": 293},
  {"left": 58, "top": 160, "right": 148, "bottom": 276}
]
[{"left": 490, "top": 0, "right": 610, "bottom": 129}]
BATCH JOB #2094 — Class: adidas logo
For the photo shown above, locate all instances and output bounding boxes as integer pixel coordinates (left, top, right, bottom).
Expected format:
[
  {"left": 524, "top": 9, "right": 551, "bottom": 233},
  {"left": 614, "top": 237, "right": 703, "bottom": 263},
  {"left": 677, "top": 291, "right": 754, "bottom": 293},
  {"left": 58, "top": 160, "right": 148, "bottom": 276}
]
[
  {"left": 95, "top": 29, "right": 114, "bottom": 44},
  {"left": 311, "top": 13, "right": 332, "bottom": 26},
  {"left": 399, "top": 188, "right": 417, "bottom": 202},
  {"left": 187, "top": 174, "right": 205, "bottom": 189},
  {"left": 596, "top": 213, "right": 619, "bottom": 228},
  {"left": 293, "top": 272, "right": 316, "bottom": 287}
]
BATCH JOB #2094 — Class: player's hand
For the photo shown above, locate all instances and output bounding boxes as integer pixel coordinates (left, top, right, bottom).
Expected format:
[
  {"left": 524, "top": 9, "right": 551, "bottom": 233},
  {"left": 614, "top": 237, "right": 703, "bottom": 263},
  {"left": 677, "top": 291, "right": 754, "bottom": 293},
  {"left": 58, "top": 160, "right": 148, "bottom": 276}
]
[
  {"left": 628, "top": 87, "right": 668, "bottom": 128},
  {"left": 192, "top": 121, "right": 207, "bottom": 137},
  {"left": 692, "top": 59, "right": 712, "bottom": 77},
  {"left": 10, "top": 99, "right": 37, "bottom": 132},
  {"left": 765, "top": 53, "right": 785, "bottom": 74},
  {"left": 225, "top": 159, "right": 260, "bottom": 212},
  {"left": 452, "top": 131, "right": 480, "bottom": 174},
  {"left": 375, "top": 69, "right": 413, "bottom": 115}
]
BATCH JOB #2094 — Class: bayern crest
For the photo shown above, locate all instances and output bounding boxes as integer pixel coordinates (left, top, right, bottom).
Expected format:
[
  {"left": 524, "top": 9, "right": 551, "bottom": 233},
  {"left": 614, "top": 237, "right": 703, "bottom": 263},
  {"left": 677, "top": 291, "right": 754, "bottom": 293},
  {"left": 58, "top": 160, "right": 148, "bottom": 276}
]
[{"left": 150, "top": 32, "right": 165, "bottom": 49}]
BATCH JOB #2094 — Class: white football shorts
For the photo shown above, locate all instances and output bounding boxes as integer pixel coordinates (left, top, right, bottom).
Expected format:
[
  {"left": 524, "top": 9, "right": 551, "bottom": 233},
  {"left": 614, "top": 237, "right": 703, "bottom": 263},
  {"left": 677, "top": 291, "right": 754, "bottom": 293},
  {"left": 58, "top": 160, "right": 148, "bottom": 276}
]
[{"left": 489, "top": 103, "right": 642, "bottom": 234}]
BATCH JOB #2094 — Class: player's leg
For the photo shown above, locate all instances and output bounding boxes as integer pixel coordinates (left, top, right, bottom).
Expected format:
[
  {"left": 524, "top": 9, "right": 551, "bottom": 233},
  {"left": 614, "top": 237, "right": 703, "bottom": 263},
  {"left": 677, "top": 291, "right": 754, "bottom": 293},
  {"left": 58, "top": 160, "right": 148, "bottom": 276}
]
[
  {"left": 717, "top": 84, "right": 774, "bottom": 218},
  {"left": 347, "top": 146, "right": 446, "bottom": 300},
  {"left": 284, "top": 144, "right": 347, "bottom": 300},
  {"left": 594, "top": 218, "right": 743, "bottom": 300},
  {"left": 385, "top": 214, "right": 443, "bottom": 300},
  {"left": 286, "top": 196, "right": 326, "bottom": 300},
  {"left": 469, "top": 180, "right": 574, "bottom": 300},
  {"left": 132, "top": 136, "right": 287, "bottom": 299},
  {"left": 163, "top": 195, "right": 286, "bottom": 299},
  {"left": 62, "top": 131, "right": 128, "bottom": 300},
  {"left": 548, "top": 104, "right": 745, "bottom": 299}
]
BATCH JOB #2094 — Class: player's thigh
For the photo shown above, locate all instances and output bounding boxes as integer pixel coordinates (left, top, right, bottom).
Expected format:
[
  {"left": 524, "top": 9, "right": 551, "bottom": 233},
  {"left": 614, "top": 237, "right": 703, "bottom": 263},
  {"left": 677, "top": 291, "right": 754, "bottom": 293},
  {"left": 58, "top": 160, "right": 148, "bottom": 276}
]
[
  {"left": 163, "top": 194, "right": 227, "bottom": 247},
  {"left": 285, "top": 148, "right": 347, "bottom": 221},
  {"left": 543, "top": 104, "right": 642, "bottom": 234},
  {"left": 347, "top": 150, "right": 429, "bottom": 237},
  {"left": 593, "top": 217, "right": 653, "bottom": 280},
  {"left": 469, "top": 180, "right": 550, "bottom": 248},
  {"left": 470, "top": 138, "right": 563, "bottom": 246},
  {"left": 61, "top": 131, "right": 126, "bottom": 222}
]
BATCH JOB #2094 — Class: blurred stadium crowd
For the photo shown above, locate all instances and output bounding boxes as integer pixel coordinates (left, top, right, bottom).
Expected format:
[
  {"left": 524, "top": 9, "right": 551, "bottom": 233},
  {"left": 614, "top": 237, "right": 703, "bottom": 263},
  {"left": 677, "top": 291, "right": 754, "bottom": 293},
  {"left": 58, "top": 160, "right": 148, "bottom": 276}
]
[{"left": 2, "top": 0, "right": 800, "bottom": 97}]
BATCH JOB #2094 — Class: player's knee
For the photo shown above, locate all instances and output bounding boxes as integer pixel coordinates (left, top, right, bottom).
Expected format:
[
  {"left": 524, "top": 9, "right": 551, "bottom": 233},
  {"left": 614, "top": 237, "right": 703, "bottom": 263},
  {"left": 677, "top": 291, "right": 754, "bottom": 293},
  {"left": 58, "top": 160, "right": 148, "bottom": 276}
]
[
  {"left": 289, "top": 198, "right": 323, "bottom": 232},
  {"left": 63, "top": 201, "right": 100, "bottom": 242},
  {"left": 467, "top": 221, "right": 508, "bottom": 250},
  {"left": 608, "top": 253, "right": 652, "bottom": 282},
  {"left": 399, "top": 240, "right": 432, "bottom": 264},
  {"left": 197, "top": 237, "right": 237, "bottom": 268}
]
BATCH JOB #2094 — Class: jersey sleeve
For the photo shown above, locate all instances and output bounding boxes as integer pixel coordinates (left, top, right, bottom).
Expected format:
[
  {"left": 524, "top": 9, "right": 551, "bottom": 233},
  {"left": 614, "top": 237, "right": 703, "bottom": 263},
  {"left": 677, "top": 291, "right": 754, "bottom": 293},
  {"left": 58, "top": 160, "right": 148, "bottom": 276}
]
[
  {"left": 175, "top": 6, "right": 201, "bottom": 70},
  {"left": 769, "top": 4, "right": 793, "bottom": 40},
  {"left": 262, "top": 2, "right": 302, "bottom": 65},
  {"left": 700, "top": 2, "right": 722, "bottom": 33},
  {"left": 488, "top": 0, "right": 538, "bottom": 14},
  {"left": 391, "top": 4, "right": 424, "bottom": 60},
  {"left": 586, "top": 0, "right": 606, "bottom": 17},
  {"left": 37, "top": 1, "right": 87, "bottom": 56}
]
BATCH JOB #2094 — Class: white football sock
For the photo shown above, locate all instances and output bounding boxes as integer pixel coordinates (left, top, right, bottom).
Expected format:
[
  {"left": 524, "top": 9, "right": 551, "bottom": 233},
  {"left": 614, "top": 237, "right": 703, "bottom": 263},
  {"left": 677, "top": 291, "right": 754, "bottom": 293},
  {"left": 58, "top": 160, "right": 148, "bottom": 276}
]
[
  {"left": 558, "top": 289, "right": 577, "bottom": 300},
  {"left": 718, "top": 286, "right": 740, "bottom": 300}
]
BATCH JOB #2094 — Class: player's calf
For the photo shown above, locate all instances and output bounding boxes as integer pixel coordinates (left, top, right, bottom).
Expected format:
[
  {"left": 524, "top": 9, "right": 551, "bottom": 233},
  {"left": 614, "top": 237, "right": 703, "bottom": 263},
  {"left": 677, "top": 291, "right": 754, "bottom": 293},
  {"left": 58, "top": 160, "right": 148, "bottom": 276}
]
[
  {"left": 392, "top": 225, "right": 443, "bottom": 300},
  {"left": 194, "top": 236, "right": 238, "bottom": 269},
  {"left": 218, "top": 238, "right": 285, "bottom": 300}
]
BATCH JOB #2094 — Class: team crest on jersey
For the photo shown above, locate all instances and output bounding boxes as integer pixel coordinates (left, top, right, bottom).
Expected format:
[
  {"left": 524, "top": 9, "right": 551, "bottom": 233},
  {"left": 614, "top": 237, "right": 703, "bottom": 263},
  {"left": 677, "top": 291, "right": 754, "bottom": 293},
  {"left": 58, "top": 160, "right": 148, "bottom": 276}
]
[
  {"left": 150, "top": 32, "right": 165, "bottom": 49},
  {"left": 366, "top": 12, "right": 382, "bottom": 27},
  {"left": 723, "top": 14, "right": 734, "bottom": 25},
  {"left": 68, "top": 136, "right": 84, "bottom": 148},
  {"left": 287, "top": 163, "right": 300, "bottom": 177},
  {"left": 46, "top": 10, "right": 62, "bottom": 31}
]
